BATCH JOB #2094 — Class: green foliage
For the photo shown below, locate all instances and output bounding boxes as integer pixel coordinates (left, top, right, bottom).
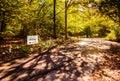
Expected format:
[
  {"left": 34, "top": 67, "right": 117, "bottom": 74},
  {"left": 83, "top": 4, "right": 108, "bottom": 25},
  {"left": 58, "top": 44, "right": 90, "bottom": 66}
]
[
  {"left": 113, "top": 25, "right": 120, "bottom": 41},
  {"left": 98, "top": 25, "right": 110, "bottom": 37},
  {"left": 99, "top": 0, "right": 120, "bottom": 23},
  {"left": 2, "top": 30, "right": 15, "bottom": 37},
  {"left": 20, "top": 45, "right": 31, "bottom": 54},
  {"left": 39, "top": 42, "right": 50, "bottom": 50},
  {"left": 38, "top": 39, "right": 55, "bottom": 51},
  {"left": 83, "top": 26, "right": 92, "bottom": 37},
  {"left": 1, "top": 0, "right": 120, "bottom": 41},
  {"left": 105, "top": 30, "right": 117, "bottom": 41}
]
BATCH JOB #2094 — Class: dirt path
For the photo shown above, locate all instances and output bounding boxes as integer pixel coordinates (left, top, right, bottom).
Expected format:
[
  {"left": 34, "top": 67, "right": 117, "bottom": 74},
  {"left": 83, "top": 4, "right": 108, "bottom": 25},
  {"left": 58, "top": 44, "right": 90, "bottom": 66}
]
[{"left": 0, "top": 38, "right": 120, "bottom": 81}]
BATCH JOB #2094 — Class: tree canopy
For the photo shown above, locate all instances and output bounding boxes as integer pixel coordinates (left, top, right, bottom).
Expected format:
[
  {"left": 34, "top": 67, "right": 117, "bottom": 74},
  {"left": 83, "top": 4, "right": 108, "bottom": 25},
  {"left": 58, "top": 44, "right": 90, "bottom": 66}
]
[{"left": 0, "top": 0, "right": 120, "bottom": 41}]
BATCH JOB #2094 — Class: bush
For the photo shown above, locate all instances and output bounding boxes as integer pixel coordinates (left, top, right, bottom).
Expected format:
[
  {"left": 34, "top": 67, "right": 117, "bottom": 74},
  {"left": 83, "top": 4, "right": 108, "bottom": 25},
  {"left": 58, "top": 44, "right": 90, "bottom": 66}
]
[
  {"left": 38, "top": 39, "right": 54, "bottom": 51},
  {"left": 3, "top": 30, "right": 15, "bottom": 38},
  {"left": 105, "top": 30, "right": 117, "bottom": 41},
  {"left": 20, "top": 45, "right": 31, "bottom": 54}
]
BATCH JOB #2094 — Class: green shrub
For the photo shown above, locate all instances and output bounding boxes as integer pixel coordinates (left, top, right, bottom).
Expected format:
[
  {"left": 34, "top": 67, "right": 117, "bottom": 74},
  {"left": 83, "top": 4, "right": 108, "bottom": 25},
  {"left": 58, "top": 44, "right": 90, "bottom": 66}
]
[
  {"left": 20, "top": 45, "right": 31, "bottom": 54},
  {"left": 3, "top": 30, "right": 15, "bottom": 37},
  {"left": 105, "top": 30, "right": 117, "bottom": 41},
  {"left": 38, "top": 38, "right": 57, "bottom": 51},
  {"left": 38, "top": 42, "right": 51, "bottom": 51}
]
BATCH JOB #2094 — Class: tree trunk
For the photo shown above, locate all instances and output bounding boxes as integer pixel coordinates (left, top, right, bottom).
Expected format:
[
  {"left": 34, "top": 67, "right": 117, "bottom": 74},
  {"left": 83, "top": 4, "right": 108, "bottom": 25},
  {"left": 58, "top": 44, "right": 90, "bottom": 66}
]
[
  {"left": 53, "top": 0, "right": 57, "bottom": 39},
  {"left": 65, "top": 0, "right": 68, "bottom": 39},
  {"left": 0, "top": 11, "right": 6, "bottom": 33}
]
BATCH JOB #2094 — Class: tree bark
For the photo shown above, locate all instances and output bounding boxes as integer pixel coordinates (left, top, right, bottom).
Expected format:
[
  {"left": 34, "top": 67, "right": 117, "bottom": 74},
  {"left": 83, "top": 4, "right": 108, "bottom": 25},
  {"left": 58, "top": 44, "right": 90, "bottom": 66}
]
[
  {"left": 65, "top": 0, "right": 68, "bottom": 39},
  {"left": 53, "top": 0, "right": 57, "bottom": 39},
  {"left": 0, "top": 11, "right": 6, "bottom": 33}
]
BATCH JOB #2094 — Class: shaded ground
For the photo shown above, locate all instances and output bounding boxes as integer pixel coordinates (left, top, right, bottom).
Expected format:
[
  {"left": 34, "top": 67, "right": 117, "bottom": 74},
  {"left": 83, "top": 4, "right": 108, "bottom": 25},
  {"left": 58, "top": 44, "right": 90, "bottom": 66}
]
[
  {"left": 0, "top": 38, "right": 120, "bottom": 81},
  {"left": 0, "top": 38, "right": 26, "bottom": 63}
]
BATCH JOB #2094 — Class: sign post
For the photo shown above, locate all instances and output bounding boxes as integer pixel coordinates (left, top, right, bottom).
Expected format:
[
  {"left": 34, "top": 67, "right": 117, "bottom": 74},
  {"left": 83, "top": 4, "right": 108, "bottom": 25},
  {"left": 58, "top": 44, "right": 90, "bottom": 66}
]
[{"left": 27, "top": 35, "right": 38, "bottom": 45}]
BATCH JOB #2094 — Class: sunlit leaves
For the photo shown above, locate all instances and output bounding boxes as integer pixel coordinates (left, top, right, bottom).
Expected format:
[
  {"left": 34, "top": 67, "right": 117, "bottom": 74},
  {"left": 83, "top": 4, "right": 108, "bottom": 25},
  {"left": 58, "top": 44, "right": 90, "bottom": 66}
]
[
  {"left": 0, "top": 0, "right": 119, "bottom": 40},
  {"left": 98, "top": 0, "right": 120, "bottom": 23}
]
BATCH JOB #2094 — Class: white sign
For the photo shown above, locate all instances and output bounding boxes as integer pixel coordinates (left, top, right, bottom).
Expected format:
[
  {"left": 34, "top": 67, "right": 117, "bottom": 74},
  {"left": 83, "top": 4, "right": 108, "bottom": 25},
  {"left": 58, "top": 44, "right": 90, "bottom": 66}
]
[{"left": 27, "top": 35, "right": 38, "bottom": 45}]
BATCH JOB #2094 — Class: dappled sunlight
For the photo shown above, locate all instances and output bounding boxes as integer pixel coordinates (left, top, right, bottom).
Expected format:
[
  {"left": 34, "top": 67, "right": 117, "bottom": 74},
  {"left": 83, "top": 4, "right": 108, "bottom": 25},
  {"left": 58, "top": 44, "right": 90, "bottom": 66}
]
[
  {"left": 0, "top": 40, "right": 100, "bottom": 81},
  {"left": 0, "top": 38, "right": 120, "bottom": 81},
  {"left": 99, "top": 45, "right": 110, "bottom": 50},
  {"left": 76, "top": 41, "right": 88, "bottom": 46},
  {"left": 14, "top": 73, "right": 28, "bottom": 81},
  {"left": 1, "top": 0, "right": 120, "bottom": 80}
]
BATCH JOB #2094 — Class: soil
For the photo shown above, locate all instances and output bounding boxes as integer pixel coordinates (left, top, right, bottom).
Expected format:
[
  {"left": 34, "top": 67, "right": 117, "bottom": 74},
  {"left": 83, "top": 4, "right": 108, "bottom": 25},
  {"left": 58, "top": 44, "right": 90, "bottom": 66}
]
[{"left": 0, "top": 38, "right": 120, "bottom": 81}]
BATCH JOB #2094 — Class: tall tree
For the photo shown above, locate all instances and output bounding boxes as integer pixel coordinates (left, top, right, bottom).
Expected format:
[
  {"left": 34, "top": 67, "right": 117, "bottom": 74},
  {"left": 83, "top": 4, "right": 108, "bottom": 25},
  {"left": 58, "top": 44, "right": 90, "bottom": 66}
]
[
  {"left": 53, "top": 0, "right": 57, "bottom": 39},
  {"left": 65, "top": 0, "right": 73, "bottom": 39},
  {"left": 65, "top": 0, "right": 68, "bottom": 39}
]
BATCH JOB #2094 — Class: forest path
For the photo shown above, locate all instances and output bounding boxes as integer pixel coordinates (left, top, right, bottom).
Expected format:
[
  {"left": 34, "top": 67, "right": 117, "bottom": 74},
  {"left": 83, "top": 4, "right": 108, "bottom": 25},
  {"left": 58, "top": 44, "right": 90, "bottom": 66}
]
[{"left": 0, "top": 38, "right": 120, "bottom": 81}]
